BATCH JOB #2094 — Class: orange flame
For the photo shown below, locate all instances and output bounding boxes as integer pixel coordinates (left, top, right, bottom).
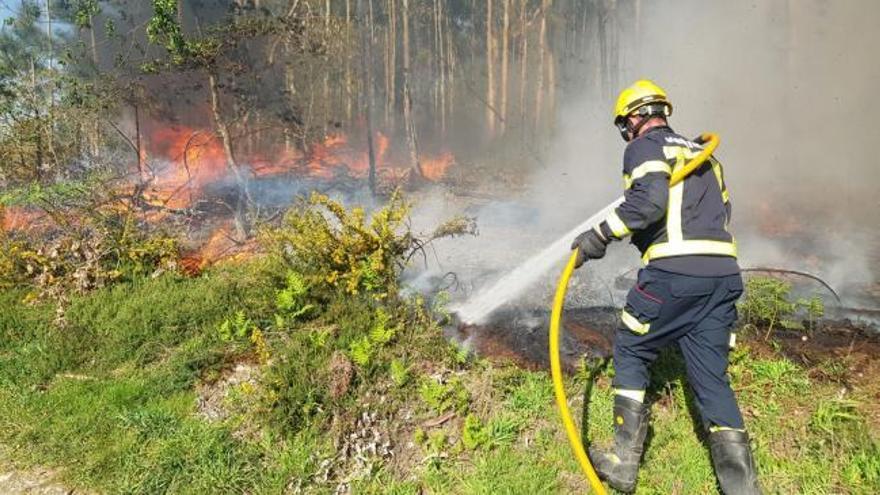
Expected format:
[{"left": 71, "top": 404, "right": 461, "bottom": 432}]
[
  {"left": 138, "top": 125, "right": 455, "bottom": 272},
  {"left": 179, "top": 222, "right": 259, "bottom": 275},
  {"left": 420, "top": 152, "right": 454, "bottom": 181},
  {"left": 1, "top": 206, "right": 46, "bottom": 233},
  {"left": 144, "top": 126, "right": 230, "bottom": 209},
  {"left": 142, "top": 127, "right": 450, "bottom": 209}
]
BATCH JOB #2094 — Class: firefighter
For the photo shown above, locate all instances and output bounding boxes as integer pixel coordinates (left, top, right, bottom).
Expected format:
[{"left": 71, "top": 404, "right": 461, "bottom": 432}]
[{"left": 570, "top": 80, "right": 761, "bottom": 494}]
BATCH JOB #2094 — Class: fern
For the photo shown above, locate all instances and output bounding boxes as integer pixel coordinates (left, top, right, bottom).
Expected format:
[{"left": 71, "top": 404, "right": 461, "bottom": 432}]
[
  {"left": 218, "top": 310, "right": 251, "bottom": 342},
  {"left": 369, "top": 307, "right": 397, "bottom": 345},
  {"left": 390, "top": 359, "right": 409, "bottom": 387},
  {"left": 274, "top": 271, "right": 314, "bottom": 328},
  {"left": 349, "top": 336, "right": 373, "bottom": 367}
]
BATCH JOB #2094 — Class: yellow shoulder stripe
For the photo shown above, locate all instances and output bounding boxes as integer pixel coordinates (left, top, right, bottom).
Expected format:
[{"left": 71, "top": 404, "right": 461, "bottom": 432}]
[{"left": 624, "top": 161, "right": 672, "bottom": 190}]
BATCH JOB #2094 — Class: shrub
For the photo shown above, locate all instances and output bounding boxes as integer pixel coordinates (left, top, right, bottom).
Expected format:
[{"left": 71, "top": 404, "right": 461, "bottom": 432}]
[
  {"left": 461, "top": 414, "right": 492, "bottom": 450},
  {"left": 739, "top": 276, "right": 826, "bottom": 338},
  {"left": 262, "top": 191, "right": 475, "bottom": 300},
  {"left": 217, "top": 310, "right": 254, "bottom": 342},
  {"left": 389, "top": 359, "right": 410, "bottom": 387},
  {"left": 0, "top": 179, "right": 181, "bottom": 300},
  {"left": 259, "top": 333, "right": 330, "bottom": 432},
  {"left": 263, "top": 191, "right": 413, "bottom": 299},
  {"left": 739, "top": 277, "right": 796, "bottom": 335},
  {"left": 796, "top": 295, "right": 824, "bottom": 331},
  {"left": 0, "top": 209, "right": 179, "bottom": 301}
]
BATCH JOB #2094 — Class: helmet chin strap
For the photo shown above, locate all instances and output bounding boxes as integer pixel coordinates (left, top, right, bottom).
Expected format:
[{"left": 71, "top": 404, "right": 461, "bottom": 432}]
[{"left": 626, "top": 115, "right": 651, "bottom": 141}]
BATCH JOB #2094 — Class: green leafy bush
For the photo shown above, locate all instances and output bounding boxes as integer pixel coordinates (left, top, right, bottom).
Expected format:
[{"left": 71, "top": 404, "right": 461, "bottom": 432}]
[
  {"left": 461, "top": 414, "right": 492, "bottom": 450},
  {"left": 389, "top": 359, "right": 410, "bottom": 387},
  {"left": 263, "top": 191, "right": 413, "bottom": 299},
  {"left": 259, "top": 292, "right": 383, "bottom": 433},
  {"left": 739, "top": 276, "right": 826, "bottom": 337},
  {"left": 414, "top": 427, "right": 449, "bottom": 468},
  {"left": 739, "top": 277, "right": 796, "bottom": 334},
  {"left": 263, "top": 191, "right": 475, "bottom": 301},
  {"left": 796, "top": 295, "right": 825, "bottom": 331},
  {"left": 461, "top": 413, "right": 522, "bottom": 451}
]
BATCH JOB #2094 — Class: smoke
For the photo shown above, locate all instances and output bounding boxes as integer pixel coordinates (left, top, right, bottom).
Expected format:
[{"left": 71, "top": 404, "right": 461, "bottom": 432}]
[{"left": 411, "top": 1, "right": 880, "bottom": 311}]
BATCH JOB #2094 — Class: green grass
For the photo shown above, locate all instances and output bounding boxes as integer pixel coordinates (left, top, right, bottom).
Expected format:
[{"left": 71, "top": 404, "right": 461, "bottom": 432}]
[
  {"left": 0, "top": 265, "right": 877, "bottom": 494},
  {"left": 0, "top": 264, "right": 319, "bottom": 493}
]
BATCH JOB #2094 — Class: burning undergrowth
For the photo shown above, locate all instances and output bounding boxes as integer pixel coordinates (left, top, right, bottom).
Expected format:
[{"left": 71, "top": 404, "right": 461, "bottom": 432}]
[
  {"left": 140, "top": 125, "right": 454, "bottom": 211},
  {"left": 0, "top": 119, "right": 461, "bottom": 291}
]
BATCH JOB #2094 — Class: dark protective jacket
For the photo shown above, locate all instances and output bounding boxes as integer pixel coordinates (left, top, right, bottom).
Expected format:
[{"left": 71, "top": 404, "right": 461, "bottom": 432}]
[{"left": 599, "top": 126, "right": 739, "bottom": 276}]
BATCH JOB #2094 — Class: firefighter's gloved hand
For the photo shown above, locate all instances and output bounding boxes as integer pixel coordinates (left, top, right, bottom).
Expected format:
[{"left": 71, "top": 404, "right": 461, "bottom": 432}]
[{"left": 570, "top": 227, "right": 610, "bottom": 268}]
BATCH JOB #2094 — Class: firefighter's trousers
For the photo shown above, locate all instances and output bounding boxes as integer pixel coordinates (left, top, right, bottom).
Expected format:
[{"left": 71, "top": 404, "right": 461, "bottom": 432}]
[{"left": 612, "top": 265, "right": 745, "bottom": 429}]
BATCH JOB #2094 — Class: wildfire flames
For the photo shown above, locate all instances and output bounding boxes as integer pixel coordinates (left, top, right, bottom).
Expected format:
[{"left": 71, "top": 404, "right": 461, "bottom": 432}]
[
  {"left": 135, "top": 125, "right": 456, "bottom": 271},
  {"left": 1, "top": 124, "right": 456, "bottom": 273},
  {"left": 1, "top": 206, "right": 45, "bottom": 232},
  {"left": 142, "top": 126, "right": 455, "bottom": 209}
]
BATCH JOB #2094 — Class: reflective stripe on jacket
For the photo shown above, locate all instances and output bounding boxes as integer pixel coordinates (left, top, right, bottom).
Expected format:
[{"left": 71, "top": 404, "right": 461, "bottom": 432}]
[{"left": 602, "top": 126, "right": 736, "bottom": 265}]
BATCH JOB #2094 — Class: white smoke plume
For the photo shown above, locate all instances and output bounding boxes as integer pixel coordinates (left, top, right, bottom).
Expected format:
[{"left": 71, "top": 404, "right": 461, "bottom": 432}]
[{"left": 409, "top": 1, "right": 879, "bottom": 314}]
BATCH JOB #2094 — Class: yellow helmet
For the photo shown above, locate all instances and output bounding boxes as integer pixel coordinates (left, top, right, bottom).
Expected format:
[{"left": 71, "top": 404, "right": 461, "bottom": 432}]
[{"left": 613, "top": 79, "right": 672, "bottom": 124}]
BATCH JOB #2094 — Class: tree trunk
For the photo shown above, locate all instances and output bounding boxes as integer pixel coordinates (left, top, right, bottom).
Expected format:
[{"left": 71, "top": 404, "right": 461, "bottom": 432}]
[
  {"left": 45, "top": 0, "right": 56, "bottom": 164},
  {"left": 323, "top": 0, "right": 331, "bottom": 136},
  {"left": 485, "top": 0, "right": 495, "bottom": 138},
  {"left": 385, "top": 0, "right": 396, "bottom": 131},
  {"left": 534, "top": 0, "right": 549, "bottom": 131},
  {"left": 135, "top": 104, "right": 144, "bottom": 180},
  {"left": 401, "top": 0, "right": 423, "bottom": 178},
  {"left": 358, "top": 0, "right": 378, "bottom": 195},
  {"left": 438, "top": 0, "right": 447, "bottom": 136},
  {"left": 500, "top": 0, "right": 510, "bottom": 135},
  {"left": 367, "top": 0, "right": 376, "bottom": 124},
  {"left": 209, "top": 72, "right": 250, "bottom": 239},
  {"left": 45, "top": 0, "right": 52, "bottom": 63},
  {"left": 444, "top": 5, "right": 455, "bottom": 132},
  {"left": 432, "top": 0, "right": 439, "bottom": 131},
  {"left": 547, "top": 43, "right": 556, "bottom": 133},
  {"left": 597, "top": 3, "right": 608, "bottom": 99},
  {"left": 519, "top": 0, "right": 528, "bottom": 132},
  {"left": 345, "top": 0, "right": 353, "bottom": 121},
  {"left": 285, "top": 43, "right": 296, "bottom": 152},
  {"left": 30, "top": 58, "right": 43, "bottom": 180},
  {"left": 88, "top": 14, "right": 100, "bottom": 156},
  {"left": 89, "top": 14, "right": 99, "bottom": 68}
]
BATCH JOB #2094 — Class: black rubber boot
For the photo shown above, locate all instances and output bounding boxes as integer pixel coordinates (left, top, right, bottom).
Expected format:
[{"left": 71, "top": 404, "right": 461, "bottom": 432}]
[
  {"left": 709, "top": 429, "right": 762, "bottom": 495},
  {"left": 588, "top": 395, "right": 650, "bottom": 493}
]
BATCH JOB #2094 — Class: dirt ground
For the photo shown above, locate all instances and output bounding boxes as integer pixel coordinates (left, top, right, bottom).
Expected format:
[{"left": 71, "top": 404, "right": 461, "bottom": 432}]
[
  {"left": 753, "top": 323, "right": 880, "bottom": 431},
  {"left": 0, "top": 453, "right": 75, "bottom": 495}
]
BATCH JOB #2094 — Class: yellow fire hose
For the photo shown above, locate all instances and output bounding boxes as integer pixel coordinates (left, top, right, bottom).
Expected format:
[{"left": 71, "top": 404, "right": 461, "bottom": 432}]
[{"left": 549, "top": 133, "right": 720, "bottom": 494}]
